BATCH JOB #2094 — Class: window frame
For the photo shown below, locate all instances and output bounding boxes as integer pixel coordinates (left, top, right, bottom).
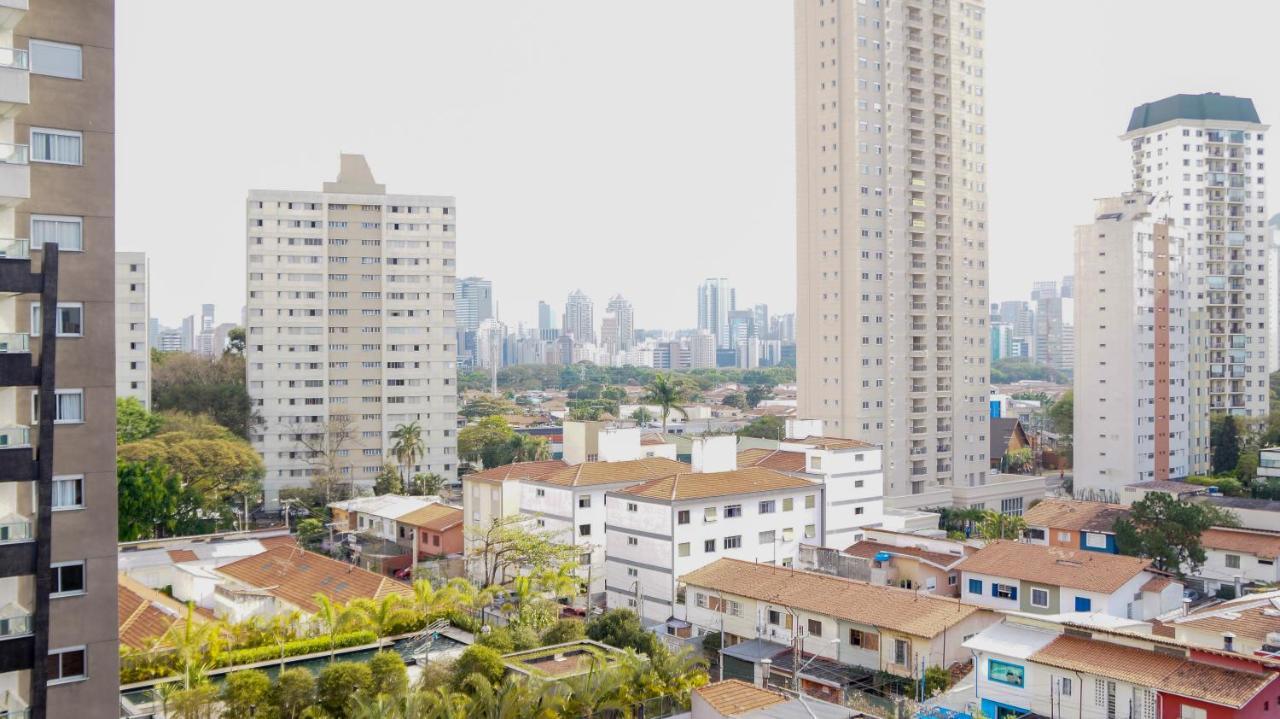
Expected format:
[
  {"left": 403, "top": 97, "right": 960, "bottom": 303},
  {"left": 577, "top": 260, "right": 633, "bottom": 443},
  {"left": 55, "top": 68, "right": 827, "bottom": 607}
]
[
  {"left": 30, "top": 126, "right": 83, "bottom": 165},
  {"left": 47, "top": 645, "right": 87, "bottom": 685},
  {"left": 1030, "top": 587, "right": 1050, "bottom": 608},
  {"left": 28, "top": 38, "right": 82, "bottom": 80},
  {"left": 50, "top": 560, "right": 86, "bottom": 598},
  {"left": 30, "top": 301, "right": 85, "bottom": 338},
  {"left": 32, "top": 388, "right": 86, "bottom": 424},
  {"left": 52, "top": 474, "right": 84, "bottom": 511},
  {"left": 30, "top": 214, "right": 84, "bottom": 252}
]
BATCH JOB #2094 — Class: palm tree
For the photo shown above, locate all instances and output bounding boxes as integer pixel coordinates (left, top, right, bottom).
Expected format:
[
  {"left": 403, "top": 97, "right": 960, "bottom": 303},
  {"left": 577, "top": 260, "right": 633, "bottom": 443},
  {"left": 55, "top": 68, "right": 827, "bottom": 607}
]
[
  {"left": 391, "top": 421, "right": 426, "bottom": 486},
  {"left": 363, "top": 594, "right": 407, "bottom": 650},
  {"left": 642, "top": 373, "right": 688, "bottom": 434},
  {"left": 413, "top": 578, "right": 461, "bottom": 617},
  {"left": 535, "top": 564, "right": 580, "bottom": 605},
  {"left": 509, "top": 435, "right": 550, "bottom": 463},
  {"left": 312, "top": 593, "right": 362, "bottom": 660},
  {"left": 160, "top": 603, "right": 221, "bottom": 690}
]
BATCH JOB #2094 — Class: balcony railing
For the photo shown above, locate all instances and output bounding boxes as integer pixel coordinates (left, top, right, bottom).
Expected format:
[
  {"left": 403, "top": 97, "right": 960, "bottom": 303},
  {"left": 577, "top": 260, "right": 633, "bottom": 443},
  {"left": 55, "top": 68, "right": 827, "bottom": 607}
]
[
  {"left": 0, "top": 426, "right": 30, "bottom": 447},
  {"left": 0, "top": 143, "right": 27, "bottom": 165},
  {"left": 0, "top": 48, "right": 27, "bottom": 71},
  {"left": 0, "top": 333, "right": 28, "bottom": 354},
  {"left": 0, "top": 608, "right": 31, "bottom": 638},
  {"left": 0, "top": 238, "right": 28, "bottom": 259},
  {"left": 0, "top": 518, "right": 30, "bottom": 542}
]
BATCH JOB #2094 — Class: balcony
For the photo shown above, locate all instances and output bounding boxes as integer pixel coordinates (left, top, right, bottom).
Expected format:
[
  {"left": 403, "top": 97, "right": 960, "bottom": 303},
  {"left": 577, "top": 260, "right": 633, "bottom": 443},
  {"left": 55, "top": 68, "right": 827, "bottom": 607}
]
[
  {"left": 0, "top": 514, "right": 28, "bottom": 543},
  {"left": 0, "top": 336, "right": 34, "bottom": 387},
  {"left": 0, "top": 144, "right": 27, "bottom": 207},
  {"left": 0, "top": 602, "right": 30, "bottom": 640},
  {"left": 0, "top": 689, "right": 28, "bottom": 719},
  {"left": 0, "top": 48, "right": 26, "bottom": 119}
]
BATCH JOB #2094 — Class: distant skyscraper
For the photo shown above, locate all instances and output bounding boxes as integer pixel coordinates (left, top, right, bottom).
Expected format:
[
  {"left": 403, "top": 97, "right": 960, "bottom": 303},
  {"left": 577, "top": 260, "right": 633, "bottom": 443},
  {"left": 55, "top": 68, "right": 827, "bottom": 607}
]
[
  {"left": 599, "top": 313, "right": 621, "bottom": 358},
  {"left": 538, "top": 300, "right": 553, "bottom": 332},
  {"left": 1032, "top": 282, "right": 1066, "bottom": 370},
  {"left": 752, "top": 304, "right": 769, "bottom": 339},
  {"left": 606, "top": 294, "right": 634, "bottom": 350},
  {"left": 1060, "top": 275, "right": 1074, "bottom": 299},
  {"left": 456, "top": 277, "right": 493, "bottom": 333},
  {"left": 475, "top": 318, "right": 508, "bottom": 370},
  {"left": 1122, "top": 92, "right": 1270, "bottom": 474},
  {"left": 697, "top": 278, "right": 732, "bottom": 348},
  {"left": 201, "top": 303, "right": 215, "bottom": 332},
  {"left": 563, "top": 289, "right": 594, "bottom": 344},
  {"left": 180, "top": 314, "right": 195, "bottom": 353},
  {"left": 195, "top": 303, "right": 217, "bottom": 356}
]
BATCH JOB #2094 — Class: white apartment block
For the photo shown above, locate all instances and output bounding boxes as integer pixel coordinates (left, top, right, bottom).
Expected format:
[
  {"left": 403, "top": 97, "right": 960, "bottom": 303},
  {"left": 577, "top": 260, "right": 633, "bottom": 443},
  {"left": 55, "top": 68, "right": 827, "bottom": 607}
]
[
  {"left": 1121, "top": 93, "right": 1270, "bottom": 475},
  {"left": 795, "top": 0, "right": 991, "bottom": 510},
  {"left": 1073, "top": 194, "right": 1189, "bottom": 500},
  {"left": 604, "top": 467, "right": 823, "bottom": 624},
  {"left": 115, "top": 252, "right": 149, "bottom": 406},
  {"left": 246, "top": 154, "right": 458, "bottom": 503}
]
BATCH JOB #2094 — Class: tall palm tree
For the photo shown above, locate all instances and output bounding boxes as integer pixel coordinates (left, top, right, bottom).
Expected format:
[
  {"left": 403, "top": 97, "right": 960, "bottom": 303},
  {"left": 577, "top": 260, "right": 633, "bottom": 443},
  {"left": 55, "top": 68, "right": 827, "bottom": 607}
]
[
  {"left": 362, "top": 594, "right": 407, "bottom": 650},
  {"left": 642, "top": 373, "right": 688, "bottom": 434},
  {"left": 413, "top": 578, "right": 460, "bottom": 617},
  {"left": 312, "top": 593, "right": 362, "bottom": 660},
  {"left": 535, "top": 564, "right": 580, "bottom": 605},
  {"left": 160, "top": 603, "right": 221, "bottom": 690},
  {"left": 391, "top": 421, "right": 425, "bottom": 486}
]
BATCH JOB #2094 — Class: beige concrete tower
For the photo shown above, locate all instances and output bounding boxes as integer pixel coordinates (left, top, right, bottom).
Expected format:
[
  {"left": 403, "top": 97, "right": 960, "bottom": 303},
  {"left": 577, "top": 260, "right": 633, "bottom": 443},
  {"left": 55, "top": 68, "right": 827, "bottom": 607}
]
[
  {"left": 796, "top": 0, "right": 989, "bottom": 508},
  {"left": 115, "top": 252, "right": 148, "bottom": 407},
  {"left": 247, "top": 155, "right": 458, "bottom": 503}
]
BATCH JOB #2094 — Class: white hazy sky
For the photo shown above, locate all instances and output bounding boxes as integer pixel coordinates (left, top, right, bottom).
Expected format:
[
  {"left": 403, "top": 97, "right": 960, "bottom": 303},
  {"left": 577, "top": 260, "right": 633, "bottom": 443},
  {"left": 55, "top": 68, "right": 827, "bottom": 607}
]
[{"left": 118, "top": 0, "right": 1280, "bottom": 330}]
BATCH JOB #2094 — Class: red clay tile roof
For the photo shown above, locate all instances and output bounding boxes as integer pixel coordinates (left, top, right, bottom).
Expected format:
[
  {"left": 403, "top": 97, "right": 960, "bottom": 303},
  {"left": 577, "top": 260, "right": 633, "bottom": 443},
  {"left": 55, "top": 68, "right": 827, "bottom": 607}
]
[
  {"left": 215, "top": 545, "right": 412, "bottom": 613},
  {"left": 166, "top": 549, "right": 198, "bottom": 563},
  {"left": 737, "top": 448, "right": 808, "bottom": 473},
  {"left": 533, "top": 457, "right": 689, "bottom": 488},
  {"left": 1200, "top": 527, "right": 1280, "bottom": 560},
  {"left": 619, "top": 467, "right": 816, "bottom": 502},
  {"left": 464, "top": 460, "right": 568, "bottom": 484},
  {"left": 258, "top": 535, "right": 298, "bottom": 550},
  {"left": 795, "top": 435, "right": 876, "bottom": 450},
  {"left": 118, "top": 574, "right": 204, "bottom": 650},
  {"left": 957, "top": 541, "right": 1152, "bottom": 594},
  {"left": 1140, "top": 576, "right": 1175, "bottom": 593},
  {"left": 1023, "top": 499, "right": 1129, "bottom": 534},
  {"left": 396, "top": 503, "right": 463, "bottom": 531},
  {"left": 845, "top": 539, "right": 968, "bottom": 569}
]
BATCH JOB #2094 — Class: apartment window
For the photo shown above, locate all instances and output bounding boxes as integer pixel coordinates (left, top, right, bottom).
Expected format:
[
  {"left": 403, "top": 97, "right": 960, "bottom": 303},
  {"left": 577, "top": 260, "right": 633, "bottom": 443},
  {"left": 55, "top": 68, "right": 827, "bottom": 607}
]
[
  {"left": 47, "top": 646, "right": 87, "bottom": 684},
  {"left": 677, "top": 510, "right": 690, "bottom": 525},
  {"left": 33, "top": 389, "right": 85, "bottom": 424},
  {"left": 1180, "top": 707, "right": 1206, "bottom": 719},
  {"left": 52, "top": 475, "right": 84, "bottom": 510},
  {"left": 768, "top": 609, "right": 783, "bottom": 625},
  {"left": 704, "top": 507, "right": 717, "bottom": 522},
  {"left": 805, "top": 495, "right": 816, "bottom": 509},
  {"left": 804, "top": 524, "right": 816, "bottom": 539},
  {"left": 677, "top": 542, "right": 690, "bottom": 557},
  {"left": 535, "top": 488, "right": 545, "bottom": 497},
  {"left": 781, "top": 527, "right": 794, "bottom": 542},
  {"left": 994, "top": 584, "right": 1017, "bottom": 600},
  {"left": 31, "top": 214, "right": 83, "bottom": 251},
  {"left": 807, "top": 619, "right": 823, "bottom": 637},
  {"left": 626, "top": 567, "right": 638, "bottom": 578},
  {"left": 31, "top": 128, "right": 82, "bottom": 165},
  {"left": 759, "top": 500, "right": 776, "bottom": 514},
  {"left": 1030, "top": 588, "right": 1050, "bottom": 608},
  {"left": 30, "top": 302, "right": 84, "bottom": 337},
  {"left": 578, "top": 496, "right": 590, "bottom": 509},
  {"left": 968, "top": 578, "right": 983, "bottom": 594},
  {"left": 1226, "top": 554, "right": 1241, "bottom": 569},
  {"left": 627, "top": 537, "right": 638, "bottom": 546},
  {"left": 578, "top": 524, "right": 591, "bottom": 537},
  {"left": 695, "top": 592, "right": 707, "bottom": 608},
  {"left": 1059, "top": 677, "right": 1072, "bottom": 697},
  {"left": 759, "top": 530, "right": 775, "bottom": 544},
  {"left": 627, "top": 502, "right": 638, "bottom": 512},
  {"left": 783, "top": 498, "right": 794, "bottom": 511},
  {"left": 893, "top": 638, "right": 909, "bottom": 666},
  {"left": 849, "top": 629, "right": 879, "bottom": 650},
  {"left": 51, "top": 561, "right": 85, "bottom": 597},
  {"left": 724, "top": 535, "right": 742, "bottom": 549},
  {"left": 29, "top": 39, "right": 82, "bottom": 79},
  {"left": 704, "top": 539, "right": 716, "bottom": 552}
]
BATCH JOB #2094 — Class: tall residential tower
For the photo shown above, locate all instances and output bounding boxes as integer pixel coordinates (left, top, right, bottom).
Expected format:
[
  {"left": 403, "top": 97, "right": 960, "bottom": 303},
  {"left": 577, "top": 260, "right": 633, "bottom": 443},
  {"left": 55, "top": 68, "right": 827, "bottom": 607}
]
[
  {"left": 246, "top": 155, "right": 458, "bottom": 503},
  {"left": 795, "top": 0, "right": 990, "bottom": 507}
]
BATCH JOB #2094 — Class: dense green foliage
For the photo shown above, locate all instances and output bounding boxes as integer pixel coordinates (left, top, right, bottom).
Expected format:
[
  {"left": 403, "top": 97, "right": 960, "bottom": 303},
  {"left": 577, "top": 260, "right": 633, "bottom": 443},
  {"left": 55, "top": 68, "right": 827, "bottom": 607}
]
[
  {"left": 989, "top": 359, "right": 1070, "bottom": 385},
  {"left": 462, "top": 363, "right": 793, "bottom": 393},
  {"left": 117, "top": 397, "right": 162, "bottom": 444},
  {"left": 151, "top": 350, "right": 257, "bottom": 439},
  {"left": 1115, "top": 492, "right": 1241, "bottom": 574},
  {"left": 737, "top": 415, "right": 786, "bottom": 440}
]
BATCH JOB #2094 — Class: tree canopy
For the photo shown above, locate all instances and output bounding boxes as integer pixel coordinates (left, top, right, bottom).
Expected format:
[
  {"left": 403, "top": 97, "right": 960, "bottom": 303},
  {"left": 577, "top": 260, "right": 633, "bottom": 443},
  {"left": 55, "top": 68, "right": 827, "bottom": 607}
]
[
  {"left": 151, "top": 351, "right": 257, "bottom": 439},
  {"left": 1114, "top": 492, "right": 1241, "bottom": 574}
]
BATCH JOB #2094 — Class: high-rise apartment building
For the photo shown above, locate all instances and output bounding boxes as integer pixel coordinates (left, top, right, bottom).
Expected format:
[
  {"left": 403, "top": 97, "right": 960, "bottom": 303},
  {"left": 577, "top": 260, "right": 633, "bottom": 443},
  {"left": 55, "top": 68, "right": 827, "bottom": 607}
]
[
  {"left": 179, "top": 313, "right": 194, "bottom": 353},
  {"left": 246, "top": 154, "right": 457, "bottom": 503},
  {"left": 562, "top": 289, "right": 593, "bottom": 344},
  {"left": 1121, "top": 93, "right": 1270, "bottom": 474},
  {"left": 537, "top": 300, "right": 553, "bottom": 333},
  {"left": 474, "top": 317, "right": 506, "bottom": 370},
  {"left": 696, "top": 277, "right": 732, "bottom": 348},
  {"left": 0, "top": 0, "right": 119, "bottom": 715},
  {"left": 690, "top": 330, "right": 716, "bottom": 369},
  {"left": 1075, "top": 193, "right": 1190, "bottom": 499},
  {"left": 115, "top": 252, "right": 149, "bottom": 407},
  {"left": 795, "top": 0, "right": 989, "bottom": 507},
  {"left": 1032, "top": 283, "right": 1066, "bottom": 370},
  {"left": 455, "top": 276, "right": 492, "bottom": 334},
  {"left": 605, "top": 294, "right": 634, "bottom": 351},
  {"left": 1269, "top": 215, "right": 1280, "bottom": 374},
  {"left": 193, "top": 303, "right": 217, "bottom": 356}
]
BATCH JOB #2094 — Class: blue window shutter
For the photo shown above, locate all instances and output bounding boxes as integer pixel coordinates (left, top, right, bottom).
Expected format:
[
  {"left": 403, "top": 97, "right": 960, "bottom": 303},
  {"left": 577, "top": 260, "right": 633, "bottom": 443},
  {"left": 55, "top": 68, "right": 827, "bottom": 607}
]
[
  {"left": 1010, "top": 586, "right": 1018, "bottom": 601},
  {"left": 968, "top": 578, "right": 982, "bottom": 595},
  {"left": 992, "top": 583, "right": 999, "bottom": 598},
  {"left": 1075, "top": 596, "right": 1092, "bottom": 612}
]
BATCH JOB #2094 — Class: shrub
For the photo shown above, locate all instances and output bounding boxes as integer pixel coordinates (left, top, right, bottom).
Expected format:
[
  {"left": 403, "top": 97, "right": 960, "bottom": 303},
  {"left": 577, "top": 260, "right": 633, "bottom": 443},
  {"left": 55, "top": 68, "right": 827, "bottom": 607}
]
[
  {"left": 271, "top": 667, "right": 316, "bottom": 719},
  {"left": 369, "top": 651, "right": 409, "bottom": 698},
  {"left": 221, "top": 669, "right": 272, "bottom": 719},
  {"left": 924, "top": 666, "right": 951, "bottom": 697},
  {"left": 217, "top": 630, "right": 377, "bottom": 668},
  {"left": 510, "top": 624, "right": 541, "bottom": 651},
  {"left": 701, "top": 632, "right": 722, "bottom": 654},
  {"left": 476, "top": 627, "right": 515, "bottom": 653},
  {"left": 587, "top": 608, "right": 662, "bottom": 658},
  {"left": 450, "top": 645, "right": 506, "bottom": 689},
  {"left": 541, "top": 618, "right": 585, "bottom": 646},
  {"left": 317, "top": 661, "right": 373, "bottom": 718},
  {"left": 417, "top": 661, "right": 452, "bottom": 691}
]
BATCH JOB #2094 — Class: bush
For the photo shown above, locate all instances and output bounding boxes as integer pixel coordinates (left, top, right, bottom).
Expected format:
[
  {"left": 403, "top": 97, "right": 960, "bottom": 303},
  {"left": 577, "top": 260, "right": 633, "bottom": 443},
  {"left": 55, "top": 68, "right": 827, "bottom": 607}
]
[
  {"left": 476, "top": 626, "right": 515, "bottom": 653},
  {"left": 924, "top": 666, "right": 951, "bottom": 697},
  {"left": 510, "top": 624, "right": 541, "bottom": 651},
  {"left": 218, "top": 630, "right": 378, "bottom": 668},
  {"left": 270, "top": 668, "right": 316, "bottom": 719},
  {"left": 586, "top": 608, "right": 662, "bottom": 658},
  {"left": 417, "top": 662, "right": 452, "bottom": 691},
  {"left": 701, "top": 631, "right": 722, "bottom": 654},
  {"left": 221, "top": 669, "right": 272, "bottom": 719},
  {"left": 450, "top": 645, "right": 506, "bottom": 689},
  {"left": 369, "top": 651, "right": 409, "bottom": 698},
  {"left": 317, "top": 661, "right": 373, "bottom": 718},
  {"left": 541, "top": 619, "right": 585, "bottom": 646}
]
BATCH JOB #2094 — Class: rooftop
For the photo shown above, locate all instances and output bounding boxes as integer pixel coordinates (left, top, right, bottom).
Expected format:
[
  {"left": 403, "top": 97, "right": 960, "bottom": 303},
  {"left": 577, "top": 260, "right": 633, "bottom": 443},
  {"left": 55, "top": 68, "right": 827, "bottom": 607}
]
[
  {"left": 463, "top": 459, "right": 568, "bottom": 484},
  {"left": 844, "top": 538, "right": 968, "bottom": 569},
  {"left": 1202, "top": 495, "right": 1280, "bottom": 513},
  {"left": 502, "top": 640, "right": 627, "bottom": 679},
  {"left": 1031, "top": 634, "right": 1272, "bottom": 708},
  {"left": 680, "top": 558, "right": 981, "bottom": 638},
  {"left": 962, "top": 621, "right": 1059, "bottom": 660},
  {"left": 215, "top": 545, "right": 412, "bottom": 613},
  {"left": 1023, "top": 498, "right": 1129, "bottom": 534},
  {"left": 395, "top": 502, "right": 463, "bottom": 531},
  {"left": 1200, "top": 527, "right": 1280, "bottom": 559},
  {"left": 1167, "top": 590, "right": 1280, "bottom": 644},
  {"left": 737, "top": 448, "right": 808, "bottom": 473},
  {"left": 328, "top": 494, "right": 435, "bottom": 521},
  {"left": 619, "top": 466, "right": 815, "bottom": 502},
  {"left": 694, "top": 680, "right": 787, "bottom": 716},
  {"left": 957, "top": 541, "right": 1153, "bottom": 594},
  {"left": 531, "top": 457, "right": 690, "bottom": 488},
  {"left": 1125, "top": 480, "right": 1206, "bottom": 494},
  {"left": 118, "top": 574, "right": 207, "bottom": 650},
  {"left": 790, "top": 435, "right": 876, "bottom": 451},
  {"left": 1126, "top": 93, "right": 1261, "bottom": 133}
]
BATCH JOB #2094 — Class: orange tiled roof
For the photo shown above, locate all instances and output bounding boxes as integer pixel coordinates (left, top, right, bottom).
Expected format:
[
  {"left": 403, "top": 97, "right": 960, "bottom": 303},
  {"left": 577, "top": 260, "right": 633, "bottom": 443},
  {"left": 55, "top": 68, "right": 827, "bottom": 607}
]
[
  {"left": 957, "top": 540, "right": 1151, "bottom": 594},
  {"left": 737, "top": 448, "right": 808, "bottom": 473},
  {"left": 1023, "top": 499, "right": 1129, "bottom": 534},
  {"left": 1031, "top": 635, "right": 1272, "bottom": 708},
  {"left": 258, "top": 535, "right": 298, "bottom": 550},
  {"left": 167, "top": 549, "right": 198, "bottom": 563},
  {"left": 215, "top": 545, "right": 412, "bottom": 613},
  {"left": 118, "top": 574, "right": 204, "bottom": 650},
  {"left": 681, "top": 558, "right": 981, "bottom": 638},
  {"left": 845, "top": 539, "right": 968, "bottom": 569},
  {"left": 619, "top": 467, "right": 815, "bottom": 502},
  {"left": 1200, "top": 527, "right": 1280, "bottom": 560},
  {"left": 695, "top": 680, "right": 788, "bottom": 716},
  {"left": 795, "top": 435, "right": 876, "bottom": 450},
  {"left": 464, "top": 460, "right": 568, "bottom": 484},
  {"left": 532, "top": 457, "right": 689, "bottom": 488},
  {"left": 396, "top": 503, "right": 463, "bottom": 531}
]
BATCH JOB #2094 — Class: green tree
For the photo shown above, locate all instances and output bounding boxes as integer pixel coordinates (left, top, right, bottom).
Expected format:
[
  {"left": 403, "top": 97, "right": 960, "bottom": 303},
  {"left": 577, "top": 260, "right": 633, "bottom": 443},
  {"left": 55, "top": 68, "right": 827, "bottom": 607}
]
[
  {"left": 117, "top": 426, "right": 265, "bottom": 522},
  {"left": 1046, "top": 390, "right": 1073, "bottom": 436},
  {"left": 225, "top": 326, "right": 246, "bottom": 355},
  {"left": 412, "top": 472, "right": 447, "bottom": 496},
  {"left": 975, "top": 511, "right": 1027, "bottom": 540},
  {"left": 585, "top": 608, "right": 663, "bottom": 658},
  {"left": 460, "top": 394, "right": 516, "bottom": 420},
  {"left": 630, "top": 406, "right": 655, "bottom": 424},
  {"left": 642, "top": 373, "right": 688, "bottom": 433},
  {"left": 465, "top": 515, "right": 582, "bottom": 587},
  {"left": 745, "top": 384, "right": 773, "bottom": 409},
  {"left": 368, "top": 651, "right": 409, "bottom": 698},
  {"left": 117, "top": 459, "right": 201, "bottom": 540},
  {"left": 374, "top": 463, "right": 403, "bottom": 495},
  {"left": 294, "top": 517, "right": 325, "bottom": 547},
  {"left": 1002, "top": 447, "right": 1034, "bottom": 474},
  {"left": 1212, "top": 414, "right": 1241, "bottom": 475},
  {"left": 317, "top": 661, "right": 373, "bottom": 718},
  {"left": 1114, "top": 492, "right": 1241, "bottom": 574},
  {"left": 313, "top": 594, "right": 364, "bottom": 659},
  {"left": 220, "top": 670, "right": 271, "bottom": 719},
  {"left": 737, "top": 416, "right": 785, "bottom": 440},
  {"left": 541, "top": 618, "right": 586, "bottom": 645},
  {"left": 117, "top": 397, "right": 161, "bottom": 444},
  {"left": 458, "top": 416, "right": 516, "bottom": 466},
  {"left": 721, "top": 393, "right": 747, "bottom": 410},
  {"left": 269, "top": 668, "right": 316, "bottom": 719},
  {"left": 449, "top": 645, "right": 506, "bottom": 689},
  {"left": 151, "top": 351, "right": 257, "bottom": 439},
  {"left": 390, "top": 421, "right": 425, "bottom": 484}
]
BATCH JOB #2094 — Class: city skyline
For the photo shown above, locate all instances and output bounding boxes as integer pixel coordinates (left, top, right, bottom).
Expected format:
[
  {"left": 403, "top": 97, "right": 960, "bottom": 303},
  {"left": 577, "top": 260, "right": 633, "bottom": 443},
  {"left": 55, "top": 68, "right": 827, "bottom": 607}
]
[{"left": 117, "top": 1, "right": 1280, "bottom": 331}]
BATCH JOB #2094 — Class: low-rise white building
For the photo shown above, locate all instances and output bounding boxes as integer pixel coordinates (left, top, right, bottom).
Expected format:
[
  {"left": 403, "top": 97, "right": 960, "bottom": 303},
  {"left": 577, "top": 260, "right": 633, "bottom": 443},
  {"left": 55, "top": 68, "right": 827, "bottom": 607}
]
[
  {"left": 603, "top": 466, "right": 823, "bottom": 624},
  {"left": 1194, "top": 527, "right": 1280, "bottom": 594}
]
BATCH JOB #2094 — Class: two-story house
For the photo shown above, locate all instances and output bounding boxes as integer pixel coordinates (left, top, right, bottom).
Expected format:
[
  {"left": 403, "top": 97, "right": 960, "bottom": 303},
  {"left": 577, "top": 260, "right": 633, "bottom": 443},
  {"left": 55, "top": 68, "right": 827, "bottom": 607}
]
[
  {"left": 966, "top": 615, "right": 1280, "bottom": 719},
  {"left": 1022, "top": 498, "right": 1129, "bottom": 553},
  {"left": 1162, "top": 589, "right": 1280, "bottom": 655},
  {"left": 842, "top": 529, "right": 972, "bottom": 596},
  {"left": 603, "top": 466, "right": 823, "bottom": 624},
  {"left": 679, "top": 558, "right": 998, "bottom": 696},
  {"left": 958, "top": 541, "right": 1182, "bottom": 620},
  {"left": 1193, "top": 527, "right": 1280, "bottom": 595}
]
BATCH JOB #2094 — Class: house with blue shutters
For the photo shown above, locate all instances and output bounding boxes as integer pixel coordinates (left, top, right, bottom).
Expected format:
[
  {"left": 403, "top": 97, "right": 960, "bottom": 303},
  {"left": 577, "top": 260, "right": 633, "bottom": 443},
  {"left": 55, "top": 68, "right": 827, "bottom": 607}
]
[
  {"left": 1021, "top": 498, "right": 1127, "bottom": 554},
  {"left": 956, "top": 541, "right": 1182, "bottom": 620}
]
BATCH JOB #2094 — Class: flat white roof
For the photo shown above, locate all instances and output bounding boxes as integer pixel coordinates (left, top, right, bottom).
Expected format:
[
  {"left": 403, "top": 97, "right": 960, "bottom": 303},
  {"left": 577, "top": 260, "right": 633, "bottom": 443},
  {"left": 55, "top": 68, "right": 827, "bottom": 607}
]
[{"left": 963, "top": 621, "right": 1058, "bottom": 659}]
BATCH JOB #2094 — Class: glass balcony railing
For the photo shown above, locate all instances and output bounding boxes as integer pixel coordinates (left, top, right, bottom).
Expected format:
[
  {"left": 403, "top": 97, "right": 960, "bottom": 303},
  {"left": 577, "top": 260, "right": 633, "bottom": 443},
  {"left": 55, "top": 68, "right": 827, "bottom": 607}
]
[
  {"left": 0, "top": 238, "right": 28, "bottom": 260},
  {"left": 0, "top": 144, "right": 27, "bottom": 166},
  {"left": 0, "top": 518, "right": 31, "bottom": 542},
  {"left": 0, "top": 426, "right": 30, "bottom": 448},
  {"left": 0, "top": 609, "right": 31, "bottom": 638},
  {"left": 0, "top": 47, "right": 27, "bottom": 71},
  {"left": 0, "top": 334, "right": 29, "bottom": 353}
]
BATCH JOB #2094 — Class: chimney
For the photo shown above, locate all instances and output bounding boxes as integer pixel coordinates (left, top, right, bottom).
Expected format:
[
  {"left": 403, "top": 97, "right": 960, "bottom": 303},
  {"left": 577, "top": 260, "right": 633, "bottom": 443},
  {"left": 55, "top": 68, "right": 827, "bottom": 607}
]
[
  {"left": 1234, "top": 575, "right": 1244, "bottom": 598},
  {"left": 692, "top": 435, "right": 737, "bottom": 473}
]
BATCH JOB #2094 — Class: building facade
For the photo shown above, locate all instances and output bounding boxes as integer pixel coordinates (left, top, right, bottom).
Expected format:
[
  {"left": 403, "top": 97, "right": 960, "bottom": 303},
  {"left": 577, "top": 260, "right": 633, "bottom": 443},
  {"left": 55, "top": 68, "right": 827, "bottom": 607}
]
[
  {"left": 795, "top": 0, "right": 991, "bottom": 509},
  {"left": 246, "top": 154, "right": 457, "bottom": 503},
  {"left": 1074, "top": 193, "right": 1190, "bottom": 499},
  {"left": 562, "top": 289, "right": 594, "bottom": 344},
  {"left": 605, "top": 294, "right": 634, "bottom": 351},
  {"left": 697, "top": 277, "right": 732, "bottom": 349},
  {"left": 115, "top": 252, "right": 148, "bottom": 407},
  {"left": 1121, "top": 93, "right": 1270, "bottom": 475}
]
